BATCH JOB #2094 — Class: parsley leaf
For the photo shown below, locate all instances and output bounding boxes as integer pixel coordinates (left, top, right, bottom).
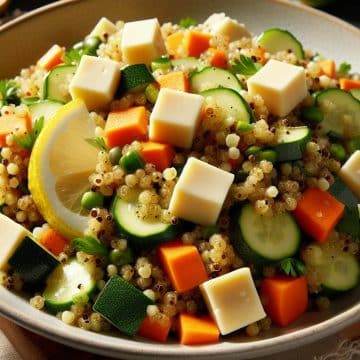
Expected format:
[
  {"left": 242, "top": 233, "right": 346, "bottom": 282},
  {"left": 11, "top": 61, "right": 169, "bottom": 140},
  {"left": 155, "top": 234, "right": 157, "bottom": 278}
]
[
  {"left": 232, "top": 55, "right": 262, "bottom": 76},
  {"left": 13, "top": 116, "right": 45, "bottom": 150},
  {"left": 72, "top": 235, "right": 108, "bottom": 257},
  {"left": 278, "top": 258, "right": 307, "bottom": 277},
  {"left": 338, "top": 62, "right": 351, "bottom": 76},
  {"left": 64, "top": 48, "right": 83, "bottom": 65},
  {"left": 85, "top": 137, "right": 108, "bottom": 152},
  {"left": 179, "top": 17, "right": 197, "bottom": 28},
  {"left": 0, "top": 79, "right": 20, "bottom": 106}
]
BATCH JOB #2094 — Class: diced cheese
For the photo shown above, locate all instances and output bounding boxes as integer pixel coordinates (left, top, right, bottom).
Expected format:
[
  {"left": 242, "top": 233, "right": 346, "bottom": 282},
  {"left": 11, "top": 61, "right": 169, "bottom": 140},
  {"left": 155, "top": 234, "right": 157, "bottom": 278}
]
[
  {"left": 69, "top": 55, "right": 121, "bottom": 110},
  {"left": 121, "top": 18, "right": 166, "bottom": 65},
  {"left": 169, "top": 157, "right": 234, "bottom": 225},
  {"left": 89, "top": 17, "right": 118, "bottom": 42},
  {"left": 200, "top": 267, "right": 266, "bottom": 335},
  {"left": 149, "top": 88, "right": 204, "bottom": 148},
  {"left": 339, "top": 150, "right": 360, "bottom": 198},
  {"left": 205, "top": 13, "right": 251, "bottom": 41},
  {"left": 247, "top": 59, "right": 307, "bottom": 117},
  {"left": 0, "top": 213, "right": 31, "bottom": 271}
]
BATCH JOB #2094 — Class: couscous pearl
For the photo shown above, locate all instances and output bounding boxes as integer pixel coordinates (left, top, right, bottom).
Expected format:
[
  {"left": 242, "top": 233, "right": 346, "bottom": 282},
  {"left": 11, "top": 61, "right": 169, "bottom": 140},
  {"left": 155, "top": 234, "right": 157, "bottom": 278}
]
[
  {"left": 228, "top": 147, "right": 240, "bottom": 160},
  {"left": 246, "top": 323, "right": 260, "bottom": 337},
  {"left": 9, "top": 178, "right": 19, "bottom": 188},
  {"left": 146, "top": 304, "right": 159, "bottom": 317},
  {"left": 225, "top": 133, "right": 240, "bottom": 148},
  {"left": 317, "top": 177, "right": 330, "bottom": 191},
  {"left": 30, "top": 295, "right": 44, "bottom": 310},
  {"left": 163, "top": 167, "right": 177, "bottom": 181},
  {"left": 265, "top": 186, "right": 278, "bottom": 198},
  {"left": 143, "top": 289, "right": 156, "bottom": 301},
  {"left": 62, "top": 311, "right": 75, "bottom": 325},
  {"left": 107, "top": 264, "right": 118, "bottom": 276}
]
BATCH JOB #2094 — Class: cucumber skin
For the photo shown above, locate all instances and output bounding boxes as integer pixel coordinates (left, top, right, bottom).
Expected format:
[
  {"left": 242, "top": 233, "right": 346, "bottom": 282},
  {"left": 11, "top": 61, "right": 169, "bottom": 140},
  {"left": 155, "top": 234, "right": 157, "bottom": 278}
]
[{"left": 120, "top": 64, "right": 154, "bottom": 93}]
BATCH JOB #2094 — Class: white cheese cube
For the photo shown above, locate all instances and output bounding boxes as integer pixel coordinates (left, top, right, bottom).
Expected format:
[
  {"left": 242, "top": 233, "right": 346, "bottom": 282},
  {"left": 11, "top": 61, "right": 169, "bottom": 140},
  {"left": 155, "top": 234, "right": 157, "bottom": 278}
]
[
  {"left": 339, "top": 150, "right": 360, "bottom": 198},
  {"left": 205, "top": 13, "right": 251, "bottom": 41},
  {"left": 149, "top": 88, "right": 204, "bottom": 148},
  {"left": 89, "top": 17, "right": 118, "bottom": 42},
  {"left": 121, "top": 18, "right": 166, "bottom": 65},
  {"left": 0, "top": 213, "right": 30, "bottom": 271},
  {"left": 169, "top": 157, "right": 234, "bottom": 225},
  {"left": 200, "top": 267, "right": 266, "bottom": 335},
  {"left": 69, "top": 55, "right": 121, "bottom": 110},
  {"left": 247, "top": 59, "right": 307, "bottom": 117}
]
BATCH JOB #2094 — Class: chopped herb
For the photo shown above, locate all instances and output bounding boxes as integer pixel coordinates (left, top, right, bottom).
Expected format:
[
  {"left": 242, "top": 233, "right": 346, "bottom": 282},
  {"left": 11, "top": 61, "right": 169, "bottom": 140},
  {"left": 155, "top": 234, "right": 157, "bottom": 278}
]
[
  {"left": 232, "top": 55, "right": 262, "bottom": 76},
  {"left": 72, "top": 235, "right": 108, "bottom": 257},
  {"left": 338, "top": 62, "right": 351, "bottom": 76},
  {"left": 13, "top": 116, "right": 44, "bottom": 150},
  {"left": 179, "top": 16, "right": 197, "bottom": 28},
  {"left": 0, "top": 79, "right": 20, "bottom": 106},
  {"left": 279, "top": 258, "right": 307, "bottom": 277},
  {"left": 85, "top": 137, "right": 108, "bottom": 152},
  {"left": 64, "top": 48, "right": 83, "bottom": 65}
]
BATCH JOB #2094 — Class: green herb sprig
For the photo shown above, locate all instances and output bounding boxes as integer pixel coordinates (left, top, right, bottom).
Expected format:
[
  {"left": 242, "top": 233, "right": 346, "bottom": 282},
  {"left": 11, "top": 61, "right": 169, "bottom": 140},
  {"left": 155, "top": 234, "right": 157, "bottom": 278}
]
[
  {"left": 0, "top": 79, "right": 20, "bottom": 106},
  {"left": 13, "top": 116, "right": 44, "bottom": 150},
  {"left": 179, "top": 17, "right": 197, "bottom": 28},
  {"left": 338, "top": 62, "right": 351, "bottom": 76},
  {"left": 232, "top": 55, "right": 262, "bottom": 76},
  {"left": 72, "top": 235, "right": 108, "bottom": 257},
  {"left": 85, "top": 137, "right": 108, "bottom": 152},
  {"left": 278, "top": 258, "right": 307, "bottom": 277}
]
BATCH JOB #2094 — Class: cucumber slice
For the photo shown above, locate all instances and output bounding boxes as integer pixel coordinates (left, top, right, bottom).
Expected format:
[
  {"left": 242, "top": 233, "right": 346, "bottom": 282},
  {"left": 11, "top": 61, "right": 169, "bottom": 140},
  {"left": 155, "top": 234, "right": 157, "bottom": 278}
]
[
  {"left": 171, "top": 57, "right": 204, "bottom": 72},
  {"left": 350, "top": 88, "right": 360, "bottom": 101},
  {"left": 112, "top": 196, "right": 182, "bottom": 249},
  {"left": 43, "top": 64, "right": 77, "bottom": 103},
  {"left": 28, "top": 100, "right": 63, "bottom": 125},
  {"left": 231, "top": 203, "right": 301, "bottom": 264},
  {"left": 257, "top": 28, "right": 304, "bottom": 59},
  {"left": 43, "top": 258, "right": 96, "bottom": 313},
  {"left": 200, "top": 88, "right": 254, "bottom": 125},
  {"left": 190, "top": 66, "right": 242, "bottom": 93},
  {"left": 272, "top": 126, "right": 311, "bottom": 162},
  {"left": 121, "top": 64, "right": 155, "bottom": 93},
  {"left": 316, "top": 89, "right": 360, "bottom": 139}
]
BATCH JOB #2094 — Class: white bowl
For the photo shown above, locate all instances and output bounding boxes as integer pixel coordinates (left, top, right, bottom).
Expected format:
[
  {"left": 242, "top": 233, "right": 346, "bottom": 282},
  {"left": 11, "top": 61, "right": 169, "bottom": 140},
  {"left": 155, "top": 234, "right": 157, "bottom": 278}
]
[{"left": 0, "top": 0, "right": 359, "bottom": 358}]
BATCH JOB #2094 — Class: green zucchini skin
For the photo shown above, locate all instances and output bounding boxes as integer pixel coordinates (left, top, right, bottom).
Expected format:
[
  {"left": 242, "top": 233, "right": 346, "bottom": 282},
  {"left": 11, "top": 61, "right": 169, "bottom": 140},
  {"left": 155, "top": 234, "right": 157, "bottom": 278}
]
[{"left": 120, "top": 64, "right": 155, "bottom": 93}]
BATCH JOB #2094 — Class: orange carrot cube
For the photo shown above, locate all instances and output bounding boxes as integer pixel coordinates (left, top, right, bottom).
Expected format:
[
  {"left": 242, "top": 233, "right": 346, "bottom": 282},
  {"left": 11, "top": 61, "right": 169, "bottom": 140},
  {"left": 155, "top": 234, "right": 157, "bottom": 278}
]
[
  {"left": 260, "top": 276, "right": 308, "bottom": 327},
  {"left": 105, "top": 106, "right": 149, "bottom": 148},
  {"left": 339, "top": 78, "right": 360, "bottom": 91},
  {"left": 40, "top": 228, "right": 68, "bottom": 256},
  {"left": 37, "top": 44, "right": 64, "bottom": 71},
  {"left": 158, "top": 240, "right": 208, "bottom": 293},
  {"left": 184, "top": 31, "right": 211, "bottom": 58},
  {"left": 293, "top": 187, "right": 345, "bottom": 243},
  {"left": 0, "top": 113, "right": 32, "bottom": 147},
  {"left": 157, "top": 71, "right": 189, "bottom": 92},
  {"left": 208, "top": 48, "right": 227, "bottom": 69},
  {"left": 140, "top": 141, "right": 175, "bottom": 171},
  {"left": 138, "top": 316, "right": 172, "bottom": 343},
  {"left": 179, "top": 313, "right": 219, "bottom": 345}
]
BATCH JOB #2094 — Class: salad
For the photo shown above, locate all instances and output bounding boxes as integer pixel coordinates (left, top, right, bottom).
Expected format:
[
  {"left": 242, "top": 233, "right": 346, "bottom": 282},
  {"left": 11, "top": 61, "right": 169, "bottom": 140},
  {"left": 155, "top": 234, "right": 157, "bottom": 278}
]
[{"left": 0, "top": 13, "right": 359, "bottom": 345}]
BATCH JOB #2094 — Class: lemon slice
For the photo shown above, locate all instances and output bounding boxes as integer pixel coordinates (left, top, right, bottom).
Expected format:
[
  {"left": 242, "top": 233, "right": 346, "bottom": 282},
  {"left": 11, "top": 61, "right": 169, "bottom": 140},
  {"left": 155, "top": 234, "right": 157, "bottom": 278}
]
[{"left": 29, "top": 99, "right": 98, "bottom": 239}]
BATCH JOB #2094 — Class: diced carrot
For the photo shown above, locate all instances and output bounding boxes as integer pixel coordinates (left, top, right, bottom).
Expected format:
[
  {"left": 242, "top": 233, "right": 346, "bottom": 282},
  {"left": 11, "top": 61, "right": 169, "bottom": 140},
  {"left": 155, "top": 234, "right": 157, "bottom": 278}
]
[
  {"left": 339, "top": 78, "right": 360, "bottom": 91},
  {"left": 157, "top": 71, "right": 189, "bottom": 92},
  {"left": 165, "top": 31, "right": 185, "bottom": 58},
  {"left": 37, "top": 44, "right": 64, "bottom": 71},
  {"left": 254, "top": 47, "right": 267, "bottom": 65},
  {"left": 179, "top": 313, "right": 219, "bottom": 345},
  {"left": 40, "top": 228, "right": 68, "bottom": 256},
  {"left": 0, "top": 113, "right": 32, "bottom": 147},
  {"left": 208, "top": 48, "right": 228, "bottom": 69},
  {"left": 105, "top": 106, "right": 149, "bottom": 148},
  {"left": 293, "top": 187, "right": 345, "bottom": 243},
  {"left": 318, "top": 60, "right": 336, "bottom": 78},
  {"left": 184, "top": 31, "right": 211, "bottom": 58},
  {"left": 260, "top": 276, "right": 308, "bottom": 327},
  {"left": 140, "top": 141, "right": 175, "bottom": 171},
  {"left": 138, "top": 316, "right": 172, "bottom": 343},
  {"left": 158, "top": 240, "right": 208, "bottom": 293}
]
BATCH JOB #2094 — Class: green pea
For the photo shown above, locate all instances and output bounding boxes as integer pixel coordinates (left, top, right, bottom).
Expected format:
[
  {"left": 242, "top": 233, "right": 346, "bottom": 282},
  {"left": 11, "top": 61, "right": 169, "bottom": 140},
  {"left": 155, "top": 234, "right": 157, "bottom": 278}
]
[
  {"left": 302, "top": 106, "right": 323, "bottom": 124},
  {"left": 258, "top": 149, "right": 277, "bottom": 163},
  {"left": 245, "top": 145, "right": 261, "bottom": 157},
  {"left": 109, "top": 146, "right": 122, "bottom": 165},
  {"left": 84, "top": 36, "right": 101, "bottom": 54},
  {"left": 236, "top": 121, "right": 254, "bottom": 134},
  {"left": 145, "top": 83, "right": 159, "bottom": 104},
  {"left": 120, "top": 150, "right": 145, "bottom": 173},
  {"left": 330, "top": 143, "right": 347, "bottom": 162},
  {"left": 109, "top": 248, "right": 133, "bottom": 266},
  {"left": 81, "top": 191, "right": 104, "bottom": 210}
]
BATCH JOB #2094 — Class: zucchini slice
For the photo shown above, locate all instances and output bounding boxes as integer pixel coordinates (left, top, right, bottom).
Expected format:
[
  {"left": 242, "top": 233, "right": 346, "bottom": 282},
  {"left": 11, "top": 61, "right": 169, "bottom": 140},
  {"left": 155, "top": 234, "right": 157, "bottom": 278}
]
[
  {"left": 43, "top": 64, "right": 77, "bottom": 103},
  {"left": 120, "top": 64, "right": 155, "bottom": 93},
  {"left": 316, "top": 88, "right": 360, "bottom": 139},
  {"left": 43, "top": 258, "right": 96, "bottom": 313},
  {"left": 272, "top": 126, "right": 311, "bottom": 162},
  {"left": 200, "top": 87, "right": 254, "bottom": 125},
  {"left": 28, "top": 100, "right": 63, "bottom": 125},
  {"left": 350, "top": 88, "right": 360, "bottom": 101},
  {"left": 231, "top": 203, "right": 301, "bottom": 265},
  {"left": 190, "top": 66, "right": 242, "bottom": 93},
  {"left": 112, "top": 196, "right": 182, "bottom": 249},
  {"left": 257, "top": 28, "right": 305, "bottom": 59}
]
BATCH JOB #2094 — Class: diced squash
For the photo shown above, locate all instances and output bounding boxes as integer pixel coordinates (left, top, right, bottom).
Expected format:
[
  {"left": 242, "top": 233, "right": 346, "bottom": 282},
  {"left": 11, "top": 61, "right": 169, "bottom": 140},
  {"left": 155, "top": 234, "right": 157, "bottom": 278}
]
[
  {"left": 0, "top": 113, "right": 32, "bottom": 147},
  {"left": 319, "top": 60, "right": 336, "bottom": 78},
  {"left": 208, "top": 48, "right": 227, "bottom": 69},
  {"left": 165, "top": 31, "right": 185, "bottom": 58},
  {"left": 138, "top": 315, "right": 172, "bottom": 342},
  {"left": 105, "top": 106, "right": 149, "bottom": 148},
  {"left": 293, "top": 187, "right": 345, "bottom": 243},
  {"left": 39, "top": 228, "right": 68, "bottom": 256},
  {"left": 158, "top": 240, "right": 208, "bottom": 293},
  {"left": 254, "top": 47, "right": 267, "bottom": 65},
  {"left": 157, "top": 71, "right": 189, "bottom": 92},
  {"left": 184, "top": 31, "right": 211, "bottom": 58},
  {"left": 339, "top": 78, "right": 360, "bottom": 91},
  {"left": 260, "top": 276, "right": 308, "bottom": 327},
  {"left": 37, "top": 44, "right": 64, "bottom": 71},
  {"left": 139, "top": 141, "right": 175, "bottom": 171},
  {"left": 179, "top": 313, "right": 220, "bottom": 345}
]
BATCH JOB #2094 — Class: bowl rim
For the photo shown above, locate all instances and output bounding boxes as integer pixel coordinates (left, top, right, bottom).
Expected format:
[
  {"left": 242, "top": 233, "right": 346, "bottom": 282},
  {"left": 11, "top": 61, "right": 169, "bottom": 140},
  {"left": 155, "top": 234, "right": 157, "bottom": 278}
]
[{"left": 0, "top": 0, "right": 359, "bottom": 358}]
